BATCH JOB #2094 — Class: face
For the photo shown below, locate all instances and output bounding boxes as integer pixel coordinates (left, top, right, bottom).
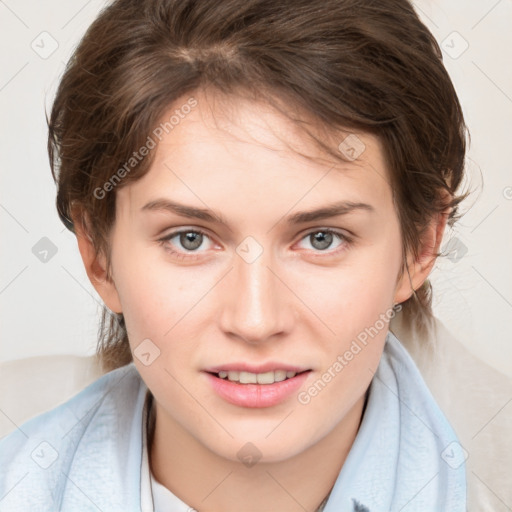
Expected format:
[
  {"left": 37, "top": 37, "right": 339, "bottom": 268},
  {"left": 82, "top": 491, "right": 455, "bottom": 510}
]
[{"left": 94, "top": 89, "right": 415, "bottom": 463}]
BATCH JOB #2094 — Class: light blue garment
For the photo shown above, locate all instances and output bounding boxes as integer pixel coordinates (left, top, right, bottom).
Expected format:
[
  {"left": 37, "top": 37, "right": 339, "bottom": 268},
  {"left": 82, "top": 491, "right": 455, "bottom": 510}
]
[
  {"left": 323, "top": 332, "right": 467, "bottom": 512},
  {"left": 0, "top": 332, "right": 466, "bottom": 511}
]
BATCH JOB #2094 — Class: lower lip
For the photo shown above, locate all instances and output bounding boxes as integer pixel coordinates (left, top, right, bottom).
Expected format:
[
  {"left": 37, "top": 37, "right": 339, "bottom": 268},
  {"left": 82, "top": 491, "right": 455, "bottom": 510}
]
[{"left": 204, "top": 371, "right": 311, "bottom": 408}]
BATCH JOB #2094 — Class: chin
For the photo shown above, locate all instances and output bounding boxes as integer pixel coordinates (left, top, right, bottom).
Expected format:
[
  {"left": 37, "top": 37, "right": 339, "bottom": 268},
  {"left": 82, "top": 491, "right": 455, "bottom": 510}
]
[{"left": 205, "top": 425, "right": 317, "bottom": 465}]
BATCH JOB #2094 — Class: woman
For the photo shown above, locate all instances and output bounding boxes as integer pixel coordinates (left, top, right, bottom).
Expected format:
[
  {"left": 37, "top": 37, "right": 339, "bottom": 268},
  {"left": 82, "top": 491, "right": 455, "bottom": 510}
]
[{"left": 0, "top": 0, "right": 470, "bottom": 510}]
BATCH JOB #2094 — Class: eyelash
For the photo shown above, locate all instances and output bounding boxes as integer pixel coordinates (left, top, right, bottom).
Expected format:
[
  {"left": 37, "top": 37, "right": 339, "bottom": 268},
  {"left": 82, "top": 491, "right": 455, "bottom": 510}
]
[{"left": 157, "top": 228, "right": 353, "bottom": 261}]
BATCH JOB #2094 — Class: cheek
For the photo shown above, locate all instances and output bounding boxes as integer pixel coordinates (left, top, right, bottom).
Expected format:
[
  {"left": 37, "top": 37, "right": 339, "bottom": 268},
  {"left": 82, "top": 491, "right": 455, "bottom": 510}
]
[
  {"left": 298, "top": 246, "right": 401, "bottom": 340},
  {"left": 111, "top": 242, "right": 193, "bottom": 336},
  {"left": 297, "top": 268, "right": 397, "bottom": 437},
  {"left": 110, "top": 244, "right": 216, "bottom": 383}
]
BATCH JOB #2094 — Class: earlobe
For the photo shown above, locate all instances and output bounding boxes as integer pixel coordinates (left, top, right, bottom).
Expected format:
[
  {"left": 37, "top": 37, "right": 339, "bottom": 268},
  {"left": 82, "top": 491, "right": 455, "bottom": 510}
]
[
  {"left": 393, "top": 208, "right": 450, "bottom": 305},
  {"left": 73, "top": 212, "right": 123, "bottom": 314}
]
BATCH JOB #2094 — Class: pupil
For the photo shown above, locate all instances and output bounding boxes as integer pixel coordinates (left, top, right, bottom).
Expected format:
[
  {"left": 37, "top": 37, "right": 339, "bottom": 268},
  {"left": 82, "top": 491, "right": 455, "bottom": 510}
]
[{"left": 311, "top": 231, "right": 332, "bottom": 250}]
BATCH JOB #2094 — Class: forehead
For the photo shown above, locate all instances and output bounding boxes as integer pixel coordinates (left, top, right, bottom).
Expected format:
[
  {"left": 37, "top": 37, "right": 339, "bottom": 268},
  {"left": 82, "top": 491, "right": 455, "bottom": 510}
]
[{"left": 118, "top": 89, "right": 393, "bottom": 215}]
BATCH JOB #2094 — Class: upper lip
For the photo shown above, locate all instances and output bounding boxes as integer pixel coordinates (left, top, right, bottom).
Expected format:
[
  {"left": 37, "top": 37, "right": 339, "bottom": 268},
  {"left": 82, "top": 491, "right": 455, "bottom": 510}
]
[{"left": 204, "top": 362, "right": 311, "bottom": 374}]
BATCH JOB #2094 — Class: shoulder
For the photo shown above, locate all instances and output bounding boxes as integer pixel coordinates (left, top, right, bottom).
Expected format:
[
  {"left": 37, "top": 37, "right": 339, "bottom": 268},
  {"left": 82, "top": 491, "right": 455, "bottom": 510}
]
[
  {"left": 380, "top": 329, "right": 464, "bottom": 436},
  {"left": 0, "top": 354, "right": 104, "bottom": 439},
  {"left": 0, "top": 362, "right": 143, "bottom": 510},
  {"left": 390, "top": 314, "right": 512, "bottom": 511},
  {"left": 0, "top": 361, "right": 141, "bottom": 447}
]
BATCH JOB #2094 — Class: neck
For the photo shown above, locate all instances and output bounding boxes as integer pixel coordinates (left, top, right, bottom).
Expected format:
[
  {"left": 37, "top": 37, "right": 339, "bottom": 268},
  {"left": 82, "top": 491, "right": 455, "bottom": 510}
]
[{"left": 148, "top": 391, "right": 368, "bottom": 512}]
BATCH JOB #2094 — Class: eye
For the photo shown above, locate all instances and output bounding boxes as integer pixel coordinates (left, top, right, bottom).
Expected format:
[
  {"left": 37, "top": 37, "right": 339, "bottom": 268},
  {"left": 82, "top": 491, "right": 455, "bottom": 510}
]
[
  {"left": 157, "top": 227, "right": 352, "bottom": 261},
  {"left": 157, "top": 228, "right": 215, "bottom": 259},
  {"left": 296, "top": 229, "right": 352, "bottom": 254}
]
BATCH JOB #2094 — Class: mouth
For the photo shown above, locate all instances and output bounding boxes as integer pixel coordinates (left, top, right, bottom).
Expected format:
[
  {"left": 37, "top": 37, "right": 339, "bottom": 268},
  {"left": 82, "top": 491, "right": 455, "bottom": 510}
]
[
  {"left": 208, "top": 369, "right": 311, "bottom": 385},
  {"left": 203, "top": 367, "right": 312, "bottom": 408}
]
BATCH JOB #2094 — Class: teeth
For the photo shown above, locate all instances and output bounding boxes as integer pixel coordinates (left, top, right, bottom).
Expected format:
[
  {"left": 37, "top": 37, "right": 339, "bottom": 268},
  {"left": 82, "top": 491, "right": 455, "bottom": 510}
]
[
  {"left": 257, "top": 371, "right": 274, "bottom": 384},
  {"left": 227, "top": 371, "right": 239, "bottom": 381},
  {"left": 217, "top": 370, "right": 298, "bottom": 384},
  {"left": 274, "top": 370, "right": 287, "bottom": 382},
  {"left": 239, "top": 371, "right": 257, "bottom": 384}
]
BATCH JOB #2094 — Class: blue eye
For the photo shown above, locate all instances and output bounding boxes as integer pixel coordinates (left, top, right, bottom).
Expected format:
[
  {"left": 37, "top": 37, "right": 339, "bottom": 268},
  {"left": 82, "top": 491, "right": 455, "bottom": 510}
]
[
  {"left": 170, "top": 231, "right": 206, "bottom": 251},
  {"left": 157, "top": 227, "right": 352, "bottom": 261},
  {"left": 297, "top": 229, "right": 351, "bottom": 254},
  {"left": 157, "top": 229, "right": 213, "bottom": 260}
]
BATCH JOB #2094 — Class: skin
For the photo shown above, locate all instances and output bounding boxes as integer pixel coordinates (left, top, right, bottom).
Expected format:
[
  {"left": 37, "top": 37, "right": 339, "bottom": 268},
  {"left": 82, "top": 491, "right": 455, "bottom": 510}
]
[{"left": 75, "top": 88, "right": 448, "bottom": 512}]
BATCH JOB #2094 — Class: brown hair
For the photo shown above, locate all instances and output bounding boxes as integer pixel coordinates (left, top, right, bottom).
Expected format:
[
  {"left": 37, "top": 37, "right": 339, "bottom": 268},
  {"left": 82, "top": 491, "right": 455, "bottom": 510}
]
[{"left": 48, "top": 0, "right": 470, "bottom": 373}]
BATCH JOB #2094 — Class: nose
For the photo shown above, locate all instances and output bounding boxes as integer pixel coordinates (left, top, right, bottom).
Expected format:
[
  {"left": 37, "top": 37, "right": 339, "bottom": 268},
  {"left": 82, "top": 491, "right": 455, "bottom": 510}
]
[{"left": 218, "top": 245, "right": 295, "bottom": 345}]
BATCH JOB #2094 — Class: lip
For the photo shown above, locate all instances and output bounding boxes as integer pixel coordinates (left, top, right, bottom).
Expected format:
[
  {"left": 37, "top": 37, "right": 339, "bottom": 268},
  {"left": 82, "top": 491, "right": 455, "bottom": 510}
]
[
  {"left": 204, "top": 362, "right": 310, "bottom": 373},
  {"left": 204, "top": 370, "right": 311, "bottom": 408}
]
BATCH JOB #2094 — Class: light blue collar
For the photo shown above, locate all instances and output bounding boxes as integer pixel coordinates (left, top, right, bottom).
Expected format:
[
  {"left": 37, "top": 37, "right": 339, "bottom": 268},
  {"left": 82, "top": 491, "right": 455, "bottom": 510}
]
[{"left": 323, "top": 331, "right": 467, "bottom": 511}]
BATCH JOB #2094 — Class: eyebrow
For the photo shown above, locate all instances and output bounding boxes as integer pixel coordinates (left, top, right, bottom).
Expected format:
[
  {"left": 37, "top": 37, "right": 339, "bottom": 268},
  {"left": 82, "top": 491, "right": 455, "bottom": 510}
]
[{"left": 141, "top": 198, "right": 375, "bottom": 226}]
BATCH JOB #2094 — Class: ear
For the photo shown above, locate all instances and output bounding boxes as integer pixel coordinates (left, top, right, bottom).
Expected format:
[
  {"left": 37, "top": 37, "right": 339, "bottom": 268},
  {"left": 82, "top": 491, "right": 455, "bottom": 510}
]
[
  {"left": 393, "top": 207, "right": 450, "bottom": 305},
  {"left": 73, "top": 210, "right": 123, "bottom": 314}
]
